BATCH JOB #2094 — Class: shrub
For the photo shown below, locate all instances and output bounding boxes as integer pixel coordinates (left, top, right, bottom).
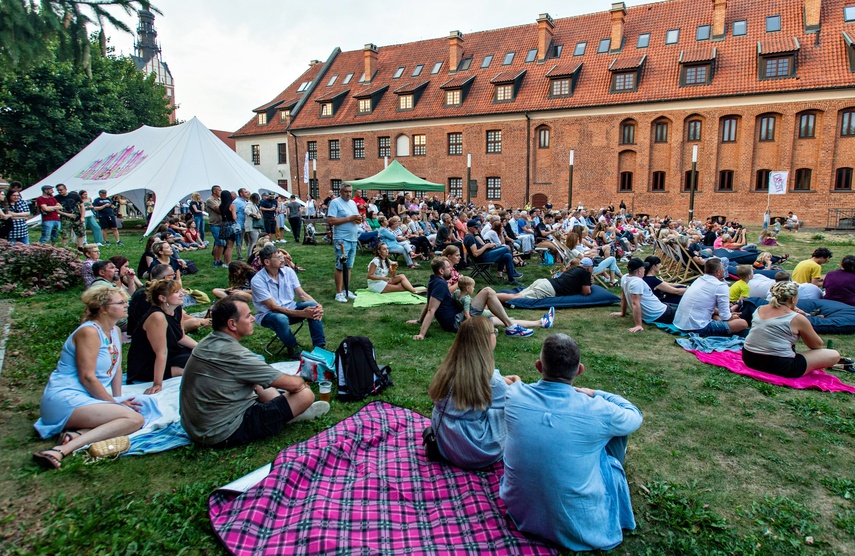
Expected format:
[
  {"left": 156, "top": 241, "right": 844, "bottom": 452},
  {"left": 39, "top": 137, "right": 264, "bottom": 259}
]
[{"left": 0, "top": 240, "right": 82, "bottom": 297}]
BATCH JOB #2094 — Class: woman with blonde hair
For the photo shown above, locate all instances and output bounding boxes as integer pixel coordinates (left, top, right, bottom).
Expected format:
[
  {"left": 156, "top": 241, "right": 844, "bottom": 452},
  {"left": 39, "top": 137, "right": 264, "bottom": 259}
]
[
  {"left": 189, "top": 192, "right": 205, "bottom": 241},
  {"left": 33, "top": 285, "right": 149, "bottom": 469},
  {"left": 742, "top": 281, "right": 841, "bottom": 377},
  {"left": 127, "top": 279, "right": 197, "bottom": 394},
  {"left": 427, "top": 317, "right": 521, "bottom": 469}
]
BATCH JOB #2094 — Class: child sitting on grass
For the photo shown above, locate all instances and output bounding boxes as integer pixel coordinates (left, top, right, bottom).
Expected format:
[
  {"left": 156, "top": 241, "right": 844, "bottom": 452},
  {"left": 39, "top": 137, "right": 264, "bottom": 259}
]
[
  {"left": 730, "top": 265, "right": 753, "bottom": 303},
  {"left": 454, "top": 276, "right": 492, "bottom": 321}
]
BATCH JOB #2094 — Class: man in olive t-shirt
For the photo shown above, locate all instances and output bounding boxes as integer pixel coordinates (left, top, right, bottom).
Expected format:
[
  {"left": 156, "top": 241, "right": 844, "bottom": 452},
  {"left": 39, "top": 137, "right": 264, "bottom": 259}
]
[{"left": 180, "top": 297, "right": 329, "bottom": 447}]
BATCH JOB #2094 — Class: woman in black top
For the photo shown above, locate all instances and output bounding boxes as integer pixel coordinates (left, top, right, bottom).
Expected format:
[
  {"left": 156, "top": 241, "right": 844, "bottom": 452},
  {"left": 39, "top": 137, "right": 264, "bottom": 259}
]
[
  {"left": 218, "top": 190, "right": 238, "bottom": 265},
  {"left": 642, "top": 255, "right": 686, "bottom": 305},
  {"left": 127, "top": 279, "right": 196, "bottom": 394}
]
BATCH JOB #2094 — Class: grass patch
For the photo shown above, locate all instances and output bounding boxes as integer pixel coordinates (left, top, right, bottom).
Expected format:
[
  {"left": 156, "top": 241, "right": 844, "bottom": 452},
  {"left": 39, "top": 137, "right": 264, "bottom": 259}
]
[{"left": 1, "top": 227, "right": 854, "bottom": 553}]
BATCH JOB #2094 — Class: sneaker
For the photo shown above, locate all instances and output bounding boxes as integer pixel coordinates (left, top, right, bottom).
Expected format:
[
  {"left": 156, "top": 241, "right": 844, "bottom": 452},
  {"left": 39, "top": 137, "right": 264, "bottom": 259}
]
[
  {"left": 541, "top": 307, "right": 555, "bottom": 329},
  {"left": 511, "top": 272, "right": 524, "bottom": 279},
  {"left": 620, "top": 256, "right": 630, "bottom": 263},
  {"left": 96, "top": 242, "right": 105, "bottom": 246},
  {"left": 347, "top": 291, "right": 358, "bottom": 299},
  {"left": 102, "top": 241, "right": 111, "bottom": 246},
  {"left": 212, "top": 261, "right": 222, "bottom": 268},
  {"left": 116, "top": 241, "right": 125, "bottom": 246},
  {"left": 506, "top": 324, "right": 535, "bottom": 338},
  {"left": 335, "top": 292, "right": 348, "bottom": 303},
  {"left": 507, "top": 279, "right": 522, "bottom": 287},
  {"left": 286, "top": 345, "right": 303, "bottom": 360},
  {"left": 292, "top": 401, "right": 331, "bottom": 422}
]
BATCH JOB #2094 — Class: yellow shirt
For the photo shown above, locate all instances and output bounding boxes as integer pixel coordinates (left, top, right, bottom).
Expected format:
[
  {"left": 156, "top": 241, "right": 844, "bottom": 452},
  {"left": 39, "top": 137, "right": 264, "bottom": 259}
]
[
  {"left": 729, "top": 280, "right": 750, "bottom": 302},
  {"left": 791, "top": 259, "right": 821, "bottom": 284}
]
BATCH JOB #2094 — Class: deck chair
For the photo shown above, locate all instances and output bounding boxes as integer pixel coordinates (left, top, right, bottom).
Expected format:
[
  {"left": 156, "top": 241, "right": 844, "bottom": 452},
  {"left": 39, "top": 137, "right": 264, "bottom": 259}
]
[{"left": 669, "top": 241, "right": 704, "bottom": 284}]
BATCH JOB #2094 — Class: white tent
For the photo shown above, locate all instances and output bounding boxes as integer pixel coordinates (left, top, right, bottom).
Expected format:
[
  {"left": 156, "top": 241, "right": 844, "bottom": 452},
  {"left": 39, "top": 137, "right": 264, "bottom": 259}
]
[{"left": 23, "top": 117, "right": 291, "bottom": 235}]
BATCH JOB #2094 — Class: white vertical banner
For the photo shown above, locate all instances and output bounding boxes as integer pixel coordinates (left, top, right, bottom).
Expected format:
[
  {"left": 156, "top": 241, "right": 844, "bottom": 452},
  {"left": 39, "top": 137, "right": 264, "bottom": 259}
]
[
  {"left": 303, "top": 152, "right": 309, "bottom": 184},
  {"left": 769, "top": 171, "right": 788, "bottom": 194}
]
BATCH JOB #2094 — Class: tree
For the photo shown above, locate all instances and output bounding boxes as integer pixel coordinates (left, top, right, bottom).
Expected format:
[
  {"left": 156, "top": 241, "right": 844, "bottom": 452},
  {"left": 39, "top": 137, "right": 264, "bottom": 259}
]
[
  {"left": 0, "top": 39, "right": 172, "bottom": 185},
  {"left": 0, "top": 0, "right": 157, "bottom": 75}
]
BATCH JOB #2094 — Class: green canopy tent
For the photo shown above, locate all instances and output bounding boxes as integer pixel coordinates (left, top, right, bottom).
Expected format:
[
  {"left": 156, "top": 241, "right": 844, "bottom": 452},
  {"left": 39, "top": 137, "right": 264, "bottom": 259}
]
[{"left": 345, "top": 160, "right": 445, "bottom": 192}]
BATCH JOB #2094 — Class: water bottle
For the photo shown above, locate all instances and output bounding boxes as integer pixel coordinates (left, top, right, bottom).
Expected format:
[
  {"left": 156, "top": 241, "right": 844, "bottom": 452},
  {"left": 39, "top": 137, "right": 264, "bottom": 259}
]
[{"left": 827, "top": 339, "right": 834, "bottom": 350}]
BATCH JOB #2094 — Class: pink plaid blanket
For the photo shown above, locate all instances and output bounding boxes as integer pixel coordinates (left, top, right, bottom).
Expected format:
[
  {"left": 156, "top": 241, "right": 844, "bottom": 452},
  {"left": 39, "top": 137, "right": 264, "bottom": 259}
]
[
  {"left": 209, "top": 402, "right": 557, "bottom": 555},
  {"left": 687, "top": 349, "right": 855, "bottom": 394}
]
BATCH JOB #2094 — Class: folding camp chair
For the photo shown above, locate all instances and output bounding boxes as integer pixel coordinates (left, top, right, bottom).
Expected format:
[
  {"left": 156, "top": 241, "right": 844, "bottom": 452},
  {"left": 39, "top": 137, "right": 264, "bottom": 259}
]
[
  {"left": 469, "top": 262, "right": 495, "bottom": 284},
  {"left": 264, "top": 320, "right": 306, "bottom": 357}
]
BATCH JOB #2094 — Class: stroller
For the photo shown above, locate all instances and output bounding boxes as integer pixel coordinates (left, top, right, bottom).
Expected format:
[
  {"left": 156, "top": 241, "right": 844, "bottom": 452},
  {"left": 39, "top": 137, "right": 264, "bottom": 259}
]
[{"left": 303, "top": 222, "right": 318, "bottom": 245}]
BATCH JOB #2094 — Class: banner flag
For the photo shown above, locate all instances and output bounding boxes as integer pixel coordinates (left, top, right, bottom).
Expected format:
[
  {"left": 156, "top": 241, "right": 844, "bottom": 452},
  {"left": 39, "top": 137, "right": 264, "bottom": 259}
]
[
  {"left": 769, "top": 171, "right": 788, "bottom": 194},
  {"left": 303, "top": 152, "right": 309, "bottom": 184}
]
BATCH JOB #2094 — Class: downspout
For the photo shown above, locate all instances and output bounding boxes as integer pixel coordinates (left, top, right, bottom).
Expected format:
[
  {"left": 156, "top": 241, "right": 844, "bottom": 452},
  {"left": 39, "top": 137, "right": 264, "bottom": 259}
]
[{"left": 524, "top": 112, "right": 531, "bottom": 205}]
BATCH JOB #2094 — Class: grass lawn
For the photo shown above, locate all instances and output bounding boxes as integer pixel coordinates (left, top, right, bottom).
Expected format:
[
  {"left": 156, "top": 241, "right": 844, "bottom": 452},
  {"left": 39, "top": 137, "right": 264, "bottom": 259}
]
[{"left": 1, "top": 225, "right": 854, "bottom": 555}]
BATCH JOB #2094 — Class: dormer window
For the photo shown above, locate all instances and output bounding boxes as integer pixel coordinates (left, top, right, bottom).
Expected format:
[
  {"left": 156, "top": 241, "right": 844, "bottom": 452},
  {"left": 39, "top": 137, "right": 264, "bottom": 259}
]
[
  {"left": 758, "top": 38, "right": 798, "bottom": 80},
  {"left": 445, "top": 90, "right": 461, "bottom": 106},
  {"left": 763, "top": 56, "right": 794, "bottom": 78},
  {"left": 490, "top": 70, "right": 525, "bottom": 104},
  {"left": 353, "top": 85, "right": 388, "bottom": 116},
  {"left": 440, "top": 75, "right": 474, "bottom": 107},
  {"left": 613, "top": 73, "right": 635, "bottom": 91},
  {"left": 546, "top": 63, "right": 582, "bottom": 98},
  {"left": 320, "top": 103, "right": 333, "bottom": 117},
  {"left": 679, "top": 48, "right": 715, "bottom": 86},
  {"left": 357, "top": 98, "right": 372, "bottom": 114},
  {"left": 495, "top": 84, "right": 513, "bottom": 102},
  {"left": 315, "top": 90, "right": 348, "bottom": 118},
  {"left": 399, "top": 94, "right": 413, "bottom": 110},
  {"left": 257, "top": 112, "right": 267, "bottom": 125},
  {"left": 280, "top": 110, "right": 289, "bottom": 121},
  {"left": 551, "top": 79, "right": 570, "bottom": 96},
  {"left": 609, "top": 55, "right": 645, "bottom": 93}
]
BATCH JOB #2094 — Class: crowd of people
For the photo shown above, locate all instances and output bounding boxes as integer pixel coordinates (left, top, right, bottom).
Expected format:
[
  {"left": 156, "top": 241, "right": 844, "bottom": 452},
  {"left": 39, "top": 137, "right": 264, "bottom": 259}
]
[{"left": 18, "top": 183, "right": 855, "bottom": 552}]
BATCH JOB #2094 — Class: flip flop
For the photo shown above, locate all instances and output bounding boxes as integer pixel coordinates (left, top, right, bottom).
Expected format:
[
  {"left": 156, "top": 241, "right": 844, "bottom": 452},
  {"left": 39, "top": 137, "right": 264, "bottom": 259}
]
[
  {"left": 33, "top": 449, "right": 64, "bottom": 470},
  {"left": 59, "top": 430, "right": 82, "bottom": 445}
]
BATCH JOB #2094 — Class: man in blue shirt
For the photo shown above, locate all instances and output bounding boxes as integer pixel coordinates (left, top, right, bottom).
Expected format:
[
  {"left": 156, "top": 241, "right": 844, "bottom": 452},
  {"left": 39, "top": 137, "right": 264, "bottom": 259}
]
[
  {"left": 501, "top": 333, "right": 643, "bottom": 552},
  {"left": 250, "top": 244, "right": 326, "bottom": 360},
  {"left": 326, "top": 184, "right": 361, "bottom": 303},
  {"left": 233, "top": 188, "right": 248, "bottom": 257}
]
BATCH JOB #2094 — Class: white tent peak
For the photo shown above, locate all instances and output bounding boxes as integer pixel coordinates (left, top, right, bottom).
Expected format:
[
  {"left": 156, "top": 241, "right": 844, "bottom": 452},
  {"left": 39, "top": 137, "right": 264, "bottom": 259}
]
[{"left": 23, "top": 117, "right": 292, "bottom": 236}]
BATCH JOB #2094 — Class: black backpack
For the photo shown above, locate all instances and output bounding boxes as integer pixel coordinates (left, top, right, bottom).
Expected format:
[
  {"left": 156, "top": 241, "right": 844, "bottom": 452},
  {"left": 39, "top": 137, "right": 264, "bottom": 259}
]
[{"left": 335, "top": 336, "right": 393, "bottom": 401}]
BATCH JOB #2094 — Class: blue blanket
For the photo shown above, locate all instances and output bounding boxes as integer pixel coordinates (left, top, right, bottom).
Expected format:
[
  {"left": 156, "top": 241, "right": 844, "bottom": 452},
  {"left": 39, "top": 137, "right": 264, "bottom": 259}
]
[{"left": 502, "top": 284, "right": 620, "bottom": 309}]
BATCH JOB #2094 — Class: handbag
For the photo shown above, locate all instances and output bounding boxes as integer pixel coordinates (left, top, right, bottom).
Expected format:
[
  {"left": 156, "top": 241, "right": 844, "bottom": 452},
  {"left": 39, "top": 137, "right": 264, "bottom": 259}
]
[
  {"left": 188, "top": 289, "right": 210, "bottom": 304},
  {"left": 88, "top": 436, "right": 130, "bottom": 458},
  {"left": 422, "top": 389, "right": 452, "bottom": 462}
]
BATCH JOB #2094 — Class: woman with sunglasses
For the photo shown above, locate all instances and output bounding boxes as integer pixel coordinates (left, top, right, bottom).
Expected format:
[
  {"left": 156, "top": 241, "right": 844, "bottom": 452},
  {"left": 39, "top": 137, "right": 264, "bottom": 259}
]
[{"left": 33, "top": 285, "right": 150, "bottom": 469}]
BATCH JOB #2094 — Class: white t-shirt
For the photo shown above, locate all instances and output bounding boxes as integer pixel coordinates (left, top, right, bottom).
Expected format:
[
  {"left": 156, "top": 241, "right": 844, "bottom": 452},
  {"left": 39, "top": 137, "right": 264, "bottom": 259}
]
[{"left": 621, "top": 275, "right": 667, "bottom": 322}]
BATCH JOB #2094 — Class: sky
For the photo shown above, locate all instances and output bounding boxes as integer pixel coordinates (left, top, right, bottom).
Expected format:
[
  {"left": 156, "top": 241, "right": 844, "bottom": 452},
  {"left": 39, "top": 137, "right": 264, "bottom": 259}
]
[{"left": 110, "top": 0, "right": 660, "bottom": 132}]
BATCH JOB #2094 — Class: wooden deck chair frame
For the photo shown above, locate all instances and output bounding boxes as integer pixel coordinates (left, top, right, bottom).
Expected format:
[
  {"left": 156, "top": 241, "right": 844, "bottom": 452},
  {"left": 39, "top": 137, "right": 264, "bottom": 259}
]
[{"left": 669, "top": 241, "right": 704, "bottom": 284}]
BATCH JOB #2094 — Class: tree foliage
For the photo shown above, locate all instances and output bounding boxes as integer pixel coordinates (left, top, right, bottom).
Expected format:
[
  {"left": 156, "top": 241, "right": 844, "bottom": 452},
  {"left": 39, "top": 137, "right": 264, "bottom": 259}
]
[{"left": 0, "top": 39, "right": 172, "bottom": 185}]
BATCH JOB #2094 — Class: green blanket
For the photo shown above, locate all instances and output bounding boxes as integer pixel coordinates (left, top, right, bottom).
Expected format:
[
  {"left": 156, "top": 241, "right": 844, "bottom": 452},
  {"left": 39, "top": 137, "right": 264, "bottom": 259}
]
[{"left": 352, "top": 289, "right": 425, "bottom": 308}]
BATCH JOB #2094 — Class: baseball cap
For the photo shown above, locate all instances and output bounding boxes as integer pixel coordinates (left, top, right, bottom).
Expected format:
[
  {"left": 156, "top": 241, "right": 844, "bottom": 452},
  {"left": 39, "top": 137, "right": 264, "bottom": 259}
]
[
  {"left": 580, "top": 257, "right": 594, "bottom": 267},
  {"left": 41, "top": 185, "right": 54, "bottom": 192},
  {"left": 466, "top": 219, "right": 482, "bottom": 228},
  {"left": 627, "top": 258, "right": 650, "bottom": 272}
]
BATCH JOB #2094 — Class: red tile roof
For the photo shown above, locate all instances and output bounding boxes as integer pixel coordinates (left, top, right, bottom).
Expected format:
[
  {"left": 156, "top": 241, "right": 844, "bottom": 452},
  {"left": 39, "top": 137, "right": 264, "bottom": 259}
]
[
  {"left": 233, "top": 63, "right": 323, "bottom": 137},
  {"left": 758, "top": 36, "right": 800, "bottom": 54},
  {"left": 490, "top": 69, "right": 526, "bottom": 84},
  {"left": 236, "top": 0, "right": 855, "bottom": 136},
  {"left": 609, "top": 54, "right": 646, "bottom": 71},
  {"left": 393, "top": 80, "right": 430, "bottom": 94},
  {"left": 545, "top": 62, "right": 583, "bottom": 78},
  {"left": 680, "top": 47, "right": 717, "bottom": 64},
  {"left": 315, "top": 89, "right": 350, "bottom": 103}
]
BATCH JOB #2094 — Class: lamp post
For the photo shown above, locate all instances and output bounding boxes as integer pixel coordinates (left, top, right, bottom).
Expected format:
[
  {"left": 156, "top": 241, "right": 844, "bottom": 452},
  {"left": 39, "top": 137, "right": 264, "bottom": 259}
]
[
  {"left": 384, "top": 156, "right": 388, "bottom": 168},
  {"left": 688, "top": 145, "right": 698, "bottom": 224},
  {"left": 466, "top": 153, "right": 472, "bottom": 206},
  {"left": 312, "top": 158, "right": 317, "bottom": 196},
  {"left": 567, "top": 149, "right": 575, "bottom": 210}
]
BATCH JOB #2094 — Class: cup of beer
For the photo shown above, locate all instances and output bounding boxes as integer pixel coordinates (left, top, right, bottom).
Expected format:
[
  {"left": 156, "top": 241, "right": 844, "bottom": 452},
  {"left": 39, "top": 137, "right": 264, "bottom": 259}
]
[
  {"left": 317, "top": 380, "right": 332, "bottom": 402},
  {"left": 390, "top": 260, "right": 398, "bottom": 272}
]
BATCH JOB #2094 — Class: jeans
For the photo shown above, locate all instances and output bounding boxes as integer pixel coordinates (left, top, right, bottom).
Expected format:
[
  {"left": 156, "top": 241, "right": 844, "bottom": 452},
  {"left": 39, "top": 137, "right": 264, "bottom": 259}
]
[
  {"left": 194, "top": 215, "right": 205, "bottom": 241},
  {"left": 358, "top": 231, "right": 378, "bottom": 245},
  {"left": 84, "top": 215, "right": 104, "bottom": 243},
  {"left": 386, "top": 242, "right": 413, "bottom": 266},
  {"left": 9, "top": 235, "right": 29, "bottom": 245},
  {"left": 289, "top": 217, "right": 302, "bottom": 242},
  {"left": 40, "top": 220, "right": 60, "bottom": 243},
  {"left": 259, "top": 302, "right": 326, "bottom": 349},
  {"left": 477, "top": 246, "right": 517, "bottom": 277},
  {"left": 594, "top": 256, "right": 621, "bottom": 277},
  {"left": 209, "top": 224, "right": 226, "bottom": 247}
]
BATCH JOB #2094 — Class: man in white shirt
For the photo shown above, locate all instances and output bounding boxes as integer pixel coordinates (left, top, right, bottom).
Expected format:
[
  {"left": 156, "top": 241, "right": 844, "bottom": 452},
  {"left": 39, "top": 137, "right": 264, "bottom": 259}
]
[
  {"left": 610, "top": 258, "right": 676, "bottom": 332},
  {"left": 785, "top": 212, "right": 800, "bottom": 232},
  {"left": 327, "top": 184, "right": 361, "bottom": 303},
  {"left": 673, "top": 258, "right": 749, "bottom": 336}
]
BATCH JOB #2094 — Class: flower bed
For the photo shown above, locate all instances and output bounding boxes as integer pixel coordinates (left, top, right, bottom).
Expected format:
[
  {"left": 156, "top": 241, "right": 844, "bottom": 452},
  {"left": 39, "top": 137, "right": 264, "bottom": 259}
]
[{"left": 0, "top": 241, "right": 82, "bottom": 296}]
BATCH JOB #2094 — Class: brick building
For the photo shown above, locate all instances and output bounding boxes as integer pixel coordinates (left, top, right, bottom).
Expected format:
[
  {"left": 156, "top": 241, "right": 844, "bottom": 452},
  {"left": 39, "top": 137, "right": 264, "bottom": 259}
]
[{"left": 233, "top": 0, "right": 855, "bottom": 224}]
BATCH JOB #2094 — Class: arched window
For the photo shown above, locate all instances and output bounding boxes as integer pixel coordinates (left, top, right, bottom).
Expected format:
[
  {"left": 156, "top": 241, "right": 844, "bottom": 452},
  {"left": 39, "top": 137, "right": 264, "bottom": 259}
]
[
  {"left": 619, "top": 172, "right": 633, "bottom": 191},
  {"left": 396, "top": 135, "right": 410, "bottom": 157},
  {"left": 537, "top": 126, "right": 551, "bottom": 148},
  {"left": 756, "top": 169, "right": 771, "bottom": 191},
  {"left": 620, "top": 120, "right": 636, "bottom": 145},
  {"left": 795, "top": 168, "right": 812, "bottom": 191},
  {"left": 836, "top": 168, "right": 853, "bottom": 191}
]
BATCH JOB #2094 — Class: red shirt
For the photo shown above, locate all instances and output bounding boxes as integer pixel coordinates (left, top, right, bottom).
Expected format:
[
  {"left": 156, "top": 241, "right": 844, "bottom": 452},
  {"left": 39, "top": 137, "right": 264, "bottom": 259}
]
[
  {"left": 353, "top": 196, "right": 367, "bottom": 215},
  {"left": 36, "top": 196, "right": 60, "bottom": 221}
]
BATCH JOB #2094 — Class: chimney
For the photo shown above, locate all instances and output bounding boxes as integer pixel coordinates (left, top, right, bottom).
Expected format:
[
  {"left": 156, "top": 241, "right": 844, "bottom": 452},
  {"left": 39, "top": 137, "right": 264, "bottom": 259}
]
[
  {"left": 609, "top": 2, "right": 626, "bottom": 54},
  {"left": 363, "top": 43, "right": 378, "bottom": 83},
  {"left": 804, "top": 0, "right": 821, "bottom": 33},
  {"left": 449, "top": 31, "right": 464, "bottom": 72},
  {"left": 712, "top": 0, "right": 727, "bottom": 40},
  {"left": 537, "top": 13, "right": 555, "bottom": 62}
]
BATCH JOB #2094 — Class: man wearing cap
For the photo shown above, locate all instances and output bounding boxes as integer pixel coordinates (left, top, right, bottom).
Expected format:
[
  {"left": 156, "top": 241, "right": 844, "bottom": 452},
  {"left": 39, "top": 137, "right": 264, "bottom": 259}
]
[
  {"left": 285, "top": 194, "right": 303, "bottom": 242},
  {"left": 497, "top": 258, "right": 592, "bottom": 302},
  {"left": 35, "top": 185, "right": 62, "bottom": 244},
  {"left": 673, "top": 258, "right": 749, "bottom": 337},
  {"left": 610, "top": 258, "right": 677, "bottom": 332},
  {"left": 257, "top": 191, "right": 278, "bottom": 241},
  {"left": 464, "top": 219, "right": 522, "bottom": 286},
  {"left": 92, "top": 190, "right": 122, "bottom": 246},
  {"left": 327, "top": 184, "right": 361, "bottom": 303}
]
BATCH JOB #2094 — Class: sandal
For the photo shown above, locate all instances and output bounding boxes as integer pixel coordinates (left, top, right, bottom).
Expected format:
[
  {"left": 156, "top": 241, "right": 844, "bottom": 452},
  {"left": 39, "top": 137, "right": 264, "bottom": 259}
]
[
  {"left": 59, "top": 430, "right": 82, "bottom": 445},
  {"left": 33, "top": 448, "right": 64, "bottom": 470}
]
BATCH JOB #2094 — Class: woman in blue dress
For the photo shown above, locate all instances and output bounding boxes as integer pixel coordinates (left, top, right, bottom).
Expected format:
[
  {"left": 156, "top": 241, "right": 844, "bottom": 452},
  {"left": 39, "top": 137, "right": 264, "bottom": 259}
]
[
  {"left": 33, "top": 285, "right": 147, "bottom": 469},
  {"left": 427, "top": 316, "right": 521, "bottom": 469}
]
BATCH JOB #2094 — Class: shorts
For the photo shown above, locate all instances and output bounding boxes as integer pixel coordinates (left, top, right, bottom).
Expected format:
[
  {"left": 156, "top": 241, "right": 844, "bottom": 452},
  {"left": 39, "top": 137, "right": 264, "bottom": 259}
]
[
  {"left": 210, "top": 395, "right": 295, "bottom": 448},
  {"left": 334, "top": 240, "right": 357, "bottom": 270},
  {"left": 99, "top": 216, "right": 117, "bottom": 230},
  {"left": 209, "top": 225, "right": 226, "bottom": 247},
  {"left": 469, "top": 306, "right": 493, "bottom": 320},
  {"left": 742, "top": 349, "right": 807, "bottom": 378},
  {"left": 652, "top": 303, "right": 678, "bottom": 324},
  {"left": 516, "top": 278, "right": 556, "bottom": 299},
  {"left": 264, "top": 219, "right": 277, "bottom": 234},
  {"left": 687, "top": 319, "right": 734, "bottom": 337},
  {"left": 367, "top": 279, "right": 388, "bottom": 293},
  {"left": 219, "top": 222, "right": 237, "bottom": 241}
]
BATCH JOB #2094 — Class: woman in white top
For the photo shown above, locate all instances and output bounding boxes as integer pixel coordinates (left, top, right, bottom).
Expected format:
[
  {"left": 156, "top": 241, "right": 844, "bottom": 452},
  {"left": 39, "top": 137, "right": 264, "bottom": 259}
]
[
  {"left": 367, "top": 243, "right": 421, "bottom": 294},
  {"left": 742, "top": 281, "right": 840, "bottom": 378}
]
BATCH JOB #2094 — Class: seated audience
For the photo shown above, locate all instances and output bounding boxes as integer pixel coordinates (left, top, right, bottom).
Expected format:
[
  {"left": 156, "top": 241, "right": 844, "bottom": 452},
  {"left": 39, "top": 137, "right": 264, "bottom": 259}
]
[
  {"left": 427, "top": 316, "right": 521, "bottom": 469},
  {"left": 110, "top": 255, "right": 141, "bottom": 296},
  {"left": 822, "top": 255, "right": 855, "bottom": 306},
  {"left": 436, "top": 213, "right": 466, "bottom": 266},
  {"left": 642, "top": 256, "right": 686, "bottom": 304},
  {"left": 179, "top": 296, "right": 329, "bottom": 447},
  {"left": 464, "top": 219, "right": 521, "bottom": 286},
  {"left": 212, "top": 261, "right": 256, "bottom": 303},
  {"left": 137, "top": 235, "right": 161, "bottom": 277},
  {"left": 81, "top": 244, "right": 101, "bottom": 286},
  {"left": 455, "top": 276, "right": 553, "bottom": 330},
  {"left": 409, "top": 257, "right": 534, "bottom": 339},
  {"left": 611, "top": 258, "right": 677, "bottom": 331},
  {"left": 377, "top": 215, "right": 417, "bottom": 268},
  {"left": 32, "top": 285, "right": 146, "bottom": 469},
  {"left": 501, "top": 333, "right": 642, "bottom": 551},
  {"left": 251, "top": 244, "right": 326, "bottom": 360},
  {"left": 729, "top": 265, "right": 753, "bottom": 303},
  {"left": 792, "top": 248, "right": 832, "bottom": 287},
  {"left": 742, "top": 281, "right": 841, "bottom": 377},
  {"left": 89, "top": 259, "right": 117, "bottom": 288},
  {"left": 496, "top": 258, "right": 592, "bottom": 303},
  {"left": 367, "top": 243, "right": 420, "bottom": 294},
  {"left": 127, "top": 279, "right": 197, "bottom": 394},
  {"left": 673, "top": 258, "right": 749, "bottom": 337},
  {"left": 441, "top": 245, "right": 464, "bottom": 291},
  {"left": 149, "top": 240, "right": 188, "bottom": 275}
]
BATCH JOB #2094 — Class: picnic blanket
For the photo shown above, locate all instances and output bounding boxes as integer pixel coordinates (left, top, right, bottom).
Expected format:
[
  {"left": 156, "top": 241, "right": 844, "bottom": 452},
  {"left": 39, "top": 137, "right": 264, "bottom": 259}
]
[
  {"left": 501, "top": 285, "right": 620, "bottom": 309},
  {"left": 209, "top": 401, "right": 558, "bottom": 556},
  {"left": 682, "top": 348, "right": 855, "bottom": 393},
  {"left": 676, "top": 334, "right": 745, "bottom": 353},
  {"left": 352, "top": 289, "right": 426, "bottom": 308},
  {"left": 122, "top": 376, "right": 191, "bottom": 455}
]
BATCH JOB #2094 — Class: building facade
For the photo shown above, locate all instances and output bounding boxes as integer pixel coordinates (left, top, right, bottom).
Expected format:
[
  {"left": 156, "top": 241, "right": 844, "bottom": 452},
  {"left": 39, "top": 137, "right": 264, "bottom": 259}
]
[{"left": 233, "top": 0, "right": 855, "bottom": 223}]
